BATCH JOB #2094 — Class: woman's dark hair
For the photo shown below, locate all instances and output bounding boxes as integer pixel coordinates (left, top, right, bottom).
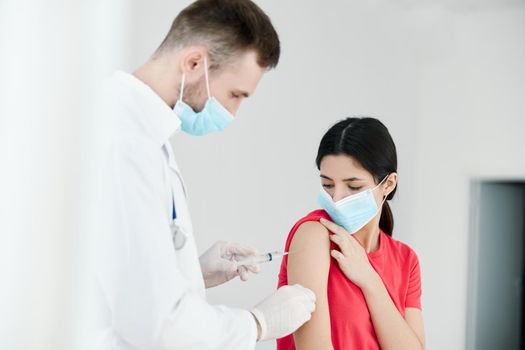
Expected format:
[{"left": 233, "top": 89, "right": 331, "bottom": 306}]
[{"left": 316, "top": 117, "right": 398, "bottom": 236}]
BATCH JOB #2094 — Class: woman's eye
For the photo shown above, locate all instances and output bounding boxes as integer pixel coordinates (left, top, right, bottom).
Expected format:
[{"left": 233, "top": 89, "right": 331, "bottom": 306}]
[
  {"left": 231, "top": 93, "right": 240, "bottom": 99},
  {"left": 348, "top": 186, "right": 362, "bottom": 191},
  {"left": 322, "top": 184, "right": 334, "bottom": 189}
]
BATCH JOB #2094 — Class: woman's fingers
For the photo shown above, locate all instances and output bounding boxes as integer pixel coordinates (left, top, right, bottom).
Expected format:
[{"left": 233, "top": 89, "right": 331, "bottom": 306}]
[
  {"left": 320, "top": 218, "right": 369, "bottom": 259},
  {"left": 329, "top": 234, "right": 342, "bottom": 244},
  {"left": 319, "top": 217, "right": 348, "bottom": 236},
  {"left": 348, "top": 236, "right": 369, "bottom": 257},
  {"left": 322, "top": 218, "right": 355, "bottom": 255},
  {"left": 348, "top": 235, "right": 362, "bottom": 248},
  {"left": 329, "top": 232, "right": 351, "bottom": 256},
  {"left": 331, "top": 249, "right": 345, "bottom": 261}
]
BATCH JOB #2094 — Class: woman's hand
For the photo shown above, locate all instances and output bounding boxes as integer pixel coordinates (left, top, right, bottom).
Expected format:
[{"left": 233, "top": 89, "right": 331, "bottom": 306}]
[{"left": 319, "top": 218, "right": 379, "bottom": 290}]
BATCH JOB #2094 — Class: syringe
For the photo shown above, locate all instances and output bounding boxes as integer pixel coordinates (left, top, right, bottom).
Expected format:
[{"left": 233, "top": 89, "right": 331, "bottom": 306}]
[{"left": 236, "top": 251, "right": 289, "bottom": 266}]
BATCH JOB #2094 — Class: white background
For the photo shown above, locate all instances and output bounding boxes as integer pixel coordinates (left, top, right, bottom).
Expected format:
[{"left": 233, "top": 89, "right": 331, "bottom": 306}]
[{"left": 1, "top": 0, "right": 524, "bottom": 349}]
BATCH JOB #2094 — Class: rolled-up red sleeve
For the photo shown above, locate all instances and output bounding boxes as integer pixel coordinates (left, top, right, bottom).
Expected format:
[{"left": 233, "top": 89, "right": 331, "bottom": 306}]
[{"left": 405, "top": 253, "right": 422, "bottom": 310}]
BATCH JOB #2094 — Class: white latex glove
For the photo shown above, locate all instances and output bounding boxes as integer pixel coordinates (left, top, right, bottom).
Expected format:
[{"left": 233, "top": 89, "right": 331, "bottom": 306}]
[
  {"left": 251, "top": 284, "right": 316, "bottom": 342},
  {"left": 199, "top": 241, "right": 261, "bottom": 288}
]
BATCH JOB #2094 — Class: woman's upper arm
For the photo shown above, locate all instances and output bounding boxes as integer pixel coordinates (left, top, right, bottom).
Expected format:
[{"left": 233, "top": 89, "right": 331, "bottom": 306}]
[
  {"left": 405, "top": 308, "right": 425, "bottom": 348},
  {"left": 287, "top": 221, "right": 333, "bottom": 350}
]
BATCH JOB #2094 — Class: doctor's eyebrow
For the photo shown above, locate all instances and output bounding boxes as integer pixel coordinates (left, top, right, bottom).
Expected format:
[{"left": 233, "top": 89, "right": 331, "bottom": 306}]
[
  {"left": 320, "top": 174, "right": 365, "bottom": 182},
  {"left": 233, "top": 89, "right": 250, "bottom": 98}
]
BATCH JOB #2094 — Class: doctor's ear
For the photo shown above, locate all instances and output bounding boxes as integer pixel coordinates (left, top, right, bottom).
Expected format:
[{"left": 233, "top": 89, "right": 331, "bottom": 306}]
[
  {"left": 383, "top": 173, "right": 398, "bottom": 198},
  {"left": 179, "top": 46, "right": 208, "bottom": 83}
]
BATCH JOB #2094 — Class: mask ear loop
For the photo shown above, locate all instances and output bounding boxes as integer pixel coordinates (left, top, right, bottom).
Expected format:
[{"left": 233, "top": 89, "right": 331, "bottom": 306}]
[
  {"left": 374, "top": 174, "right": 390, "bottom": 207},
  {"left": 178, "top": 56, "right": 209, "bottom": 102},
  {"left": 377, "top": 174, "right": 389, "bottom": 188},
  {"left": 378, "top": 173, "right": 392, "bottom": 205},
  {"left": 368, "top": 174, "right": 390, "bottom": 195},
  {"left": 379, "top": 193, "right": 388, "bottom": 207},
  {"left": 179, "top": 73, "right": 185, "bottom": 102},
  {"left": 203, "top": 57, "right": 211, "bottom": 99}
]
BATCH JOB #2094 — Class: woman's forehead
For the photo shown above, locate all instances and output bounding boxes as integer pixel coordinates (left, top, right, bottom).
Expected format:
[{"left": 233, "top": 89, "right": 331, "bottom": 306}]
[{"left": 319, "top": 155, "right": 374, "bottom": 180}]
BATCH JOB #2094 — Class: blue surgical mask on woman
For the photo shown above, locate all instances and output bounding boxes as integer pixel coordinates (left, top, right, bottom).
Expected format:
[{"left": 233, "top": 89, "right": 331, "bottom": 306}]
[
  {"left": 317, "top": 175, "right": 389, "bottom": 234},
  {"left": 173, "top": 57, "right": 234, "bottom": 136}
]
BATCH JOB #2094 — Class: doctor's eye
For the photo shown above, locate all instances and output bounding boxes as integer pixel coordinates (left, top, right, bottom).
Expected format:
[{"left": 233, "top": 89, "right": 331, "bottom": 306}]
[
  {"left": 348, "top": 185, "right": 363, "bottom": 191},
  {"left": 231, "top": 92, "right": 241, "bottom": 99},
  {"left": 322, "top": 184, "right": 334, "bottom": 189}
]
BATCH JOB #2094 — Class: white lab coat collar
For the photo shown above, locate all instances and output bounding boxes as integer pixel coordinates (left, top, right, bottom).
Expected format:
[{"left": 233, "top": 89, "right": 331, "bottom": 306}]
[{"left": 112, "top": 71, "right": 181, "bottom": 147}]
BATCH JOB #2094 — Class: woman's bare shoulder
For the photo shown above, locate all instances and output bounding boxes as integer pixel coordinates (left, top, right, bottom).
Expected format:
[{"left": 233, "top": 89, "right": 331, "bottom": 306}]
[
  {"left": 288, "top": 220, "right": 331, "bottom": 284},
  {"left": 292, "top": 220, "right": 330, "bottom": 245}
]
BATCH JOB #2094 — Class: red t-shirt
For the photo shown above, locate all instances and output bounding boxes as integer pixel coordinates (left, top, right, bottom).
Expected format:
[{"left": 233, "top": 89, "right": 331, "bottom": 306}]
[{"left": 277, "top": 210, "right": 422, "bottom": 350}]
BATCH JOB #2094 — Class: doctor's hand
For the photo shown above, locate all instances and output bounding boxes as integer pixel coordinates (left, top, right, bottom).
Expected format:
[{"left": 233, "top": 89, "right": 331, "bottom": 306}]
[
  {"left": 319, "top": 218, "right": 380, "bottom": 290},
  {"left": 251, "top": 284, "right": 316, "bottom": 342},
  {"left": 199, "top": 241, "right": 261, "bottom": 288}
]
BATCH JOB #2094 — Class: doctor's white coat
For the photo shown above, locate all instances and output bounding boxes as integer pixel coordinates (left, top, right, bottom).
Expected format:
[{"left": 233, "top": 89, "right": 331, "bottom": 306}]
[{"left": 94, "top": 71, "right": 257, "bottom": 350}]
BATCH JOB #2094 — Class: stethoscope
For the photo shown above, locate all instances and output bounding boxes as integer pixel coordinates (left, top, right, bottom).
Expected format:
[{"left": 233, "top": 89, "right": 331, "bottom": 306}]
[
  {"left": 166, "top": 143, "right": 190, "bottom": 251},
  {"left": 171, "top": 196, "right": 189, "bottom": 250}
]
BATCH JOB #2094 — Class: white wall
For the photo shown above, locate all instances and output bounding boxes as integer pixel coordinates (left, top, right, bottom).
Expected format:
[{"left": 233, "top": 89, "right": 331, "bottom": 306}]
[
  {"left": 0, "top": 1, "right": 129, "bottom": 349},
  {"left": 411, "top": 6, "right": 525, "bottom": 348},
  {"left": 115, "top": 1, "right": 525, "bottom": 349},
  {"left": 4, "top": 1, "right": 523, "bottom": 349},
  {"left": 0, "top": 1, "right": 88, "bottom": 348}
]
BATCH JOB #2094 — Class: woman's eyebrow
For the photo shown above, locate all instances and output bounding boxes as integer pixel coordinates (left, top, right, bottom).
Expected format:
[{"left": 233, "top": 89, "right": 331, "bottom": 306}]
[
  {"left": 343, "top": 177, "right": 365, "bottom": 182},
  {"left": 320, "top": 174, "right": 364, "bottom": 181}
]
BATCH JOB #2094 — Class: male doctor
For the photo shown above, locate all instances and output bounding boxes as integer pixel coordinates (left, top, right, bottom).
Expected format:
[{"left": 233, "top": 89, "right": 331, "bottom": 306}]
[{"left": 95, "top": 0, "right": 316, "bottom": 349}]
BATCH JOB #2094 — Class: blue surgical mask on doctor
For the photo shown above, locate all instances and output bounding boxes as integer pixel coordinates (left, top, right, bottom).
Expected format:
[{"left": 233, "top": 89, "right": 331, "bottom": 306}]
[
  {"left": 318, "top": 175, "right": 389, "bottom": 234},
  {"left": 173, "top": 57, "right": 234, "bottom": 136}
]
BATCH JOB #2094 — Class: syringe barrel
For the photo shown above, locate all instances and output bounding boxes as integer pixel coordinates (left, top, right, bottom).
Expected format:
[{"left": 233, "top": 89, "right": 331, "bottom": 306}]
[
  {"left": 237, "top": 254, "right": 270, "bottom": 266},
  {"left": 236, "top": 251, "right": 285, "bottom": 266}
]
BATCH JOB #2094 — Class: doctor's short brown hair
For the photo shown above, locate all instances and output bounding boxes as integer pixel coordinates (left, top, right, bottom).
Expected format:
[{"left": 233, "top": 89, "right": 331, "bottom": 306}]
[{"left": 157, "top": 0, "right": 280, "bottom": 70}]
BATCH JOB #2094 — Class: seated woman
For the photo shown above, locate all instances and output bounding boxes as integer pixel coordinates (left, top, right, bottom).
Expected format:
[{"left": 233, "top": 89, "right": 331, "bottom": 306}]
[{"left": 277, "top": 117, "right": 425, "bottom": 350}]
